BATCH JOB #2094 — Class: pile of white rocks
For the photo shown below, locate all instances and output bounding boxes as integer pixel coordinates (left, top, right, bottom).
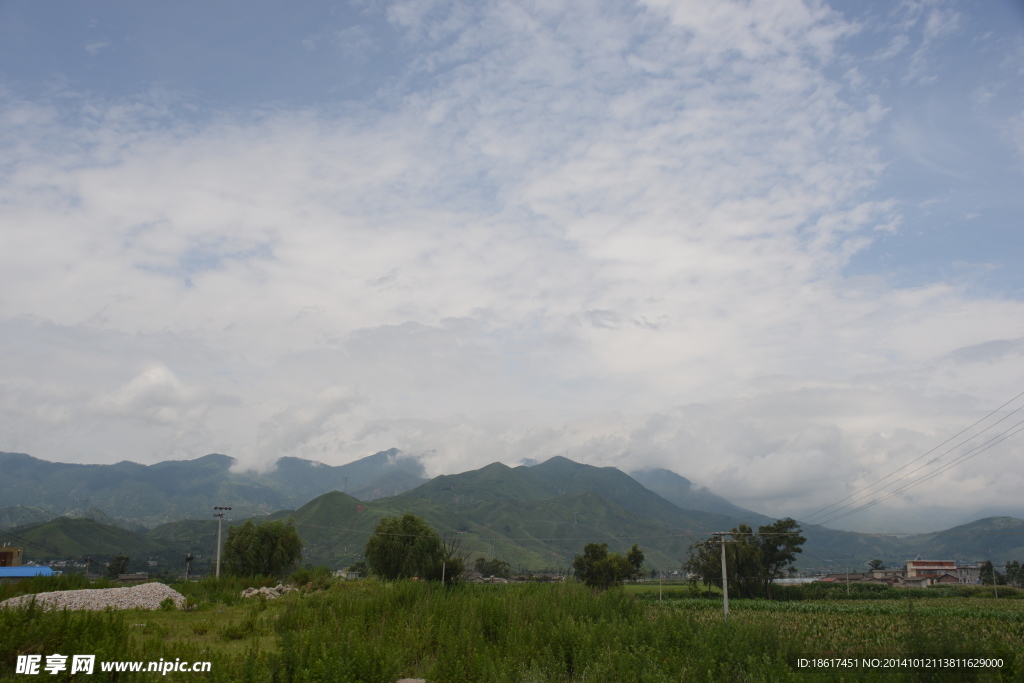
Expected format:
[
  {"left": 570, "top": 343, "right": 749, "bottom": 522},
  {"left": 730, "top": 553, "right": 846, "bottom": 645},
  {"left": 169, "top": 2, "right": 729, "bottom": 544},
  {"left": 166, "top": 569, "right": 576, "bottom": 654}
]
[
  {"left": 240, "top": 584, "right": 297, "bottom": 600},
  {"left": 0, "top": 583, "right": 186, "bottom": 611}
]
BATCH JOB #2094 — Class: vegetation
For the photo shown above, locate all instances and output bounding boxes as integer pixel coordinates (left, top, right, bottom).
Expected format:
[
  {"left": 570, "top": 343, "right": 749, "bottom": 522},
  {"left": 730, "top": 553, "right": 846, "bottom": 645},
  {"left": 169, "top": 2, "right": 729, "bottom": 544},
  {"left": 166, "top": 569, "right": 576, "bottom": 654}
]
[
  {"left": 684, "top": 518, "right": 805, "bottom": 599},
  {"left": 3, "top": 578, "right": 1023, "bottom": 682},
  {"left": 572, "top": 542, "right": 644, "bottom": 588},
  {"left": 363, "top": 513, "right": 464, "bottom": 582},
  {"left": 474, "top": 557, "right": 511, "bottom": 578},
  {"left": 223, "top": 520, "right": 303, "bottom": 578},
  {"left": 105, "top": 554, "right": 131, "bottom": 578},
  {"left": 1007, "top": 560, "right": 1021, "bottom": 587}
]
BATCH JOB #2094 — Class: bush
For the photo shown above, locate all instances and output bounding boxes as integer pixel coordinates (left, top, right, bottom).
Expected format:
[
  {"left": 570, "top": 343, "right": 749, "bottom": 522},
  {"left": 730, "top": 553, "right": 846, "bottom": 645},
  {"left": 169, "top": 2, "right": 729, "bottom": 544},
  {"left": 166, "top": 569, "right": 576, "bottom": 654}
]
[{"left": 292, "top": 565, "right": 334, "bottom": 592}]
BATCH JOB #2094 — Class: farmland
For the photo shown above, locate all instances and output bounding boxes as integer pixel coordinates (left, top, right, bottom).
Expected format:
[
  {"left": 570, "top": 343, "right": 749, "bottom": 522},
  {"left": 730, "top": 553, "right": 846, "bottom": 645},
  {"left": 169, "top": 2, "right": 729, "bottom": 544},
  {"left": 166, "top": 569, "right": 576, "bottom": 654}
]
[{"left": 3, "top": 577, "right": 1023, "bottom": 682}]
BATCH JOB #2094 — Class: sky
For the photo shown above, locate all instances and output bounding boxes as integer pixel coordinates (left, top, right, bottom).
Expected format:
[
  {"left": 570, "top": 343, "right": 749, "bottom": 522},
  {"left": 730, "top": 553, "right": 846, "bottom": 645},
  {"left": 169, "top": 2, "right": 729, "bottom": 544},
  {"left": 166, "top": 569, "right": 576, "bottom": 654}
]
[{"left": 2, "top": 0, "right": 1023, "bottom": 533}]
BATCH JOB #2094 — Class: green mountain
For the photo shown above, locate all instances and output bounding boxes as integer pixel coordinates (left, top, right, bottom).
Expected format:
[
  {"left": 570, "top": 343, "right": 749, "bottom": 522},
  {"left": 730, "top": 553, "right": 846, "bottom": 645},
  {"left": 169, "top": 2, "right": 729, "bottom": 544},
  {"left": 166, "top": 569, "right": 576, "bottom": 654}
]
[
  {"left": 4, "top": 517, "right": 166, "bottom": 561},
  {"left": 0, "top": 449, "right": 426, "bottom": 527},
  {"left": 351, "top": 470, "right": 429, "bottom": 501},
  {"left": 0, "top": 505, "right": 53, "bottom": 529},
  {"left": 6, "top": 450, "right": 1023, "bottom": 574},
  {"left": 906, "top": 517, "right": 1024, "bottom": 563}
]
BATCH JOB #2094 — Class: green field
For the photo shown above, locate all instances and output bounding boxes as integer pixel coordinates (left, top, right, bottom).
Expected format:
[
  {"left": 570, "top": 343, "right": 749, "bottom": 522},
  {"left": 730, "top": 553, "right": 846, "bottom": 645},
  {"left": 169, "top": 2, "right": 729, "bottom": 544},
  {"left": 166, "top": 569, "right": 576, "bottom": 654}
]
[{"left": 3, "top": 577, "right": 1023, "bottom": 682}]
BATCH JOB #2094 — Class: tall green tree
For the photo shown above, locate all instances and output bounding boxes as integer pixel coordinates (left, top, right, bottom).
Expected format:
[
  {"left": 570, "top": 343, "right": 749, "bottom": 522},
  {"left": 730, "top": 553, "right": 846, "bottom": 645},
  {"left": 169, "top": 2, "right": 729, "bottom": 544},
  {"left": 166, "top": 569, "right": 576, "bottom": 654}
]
[
  {"left": 980, "top": 560, "right": 996, "bottom": 586},
  {"left": 572, "top": 543, "right": 644, "bottom": 588},
  {"left": 757, "top": 518, "right": 805, "bottom": 599},
  {"left": 105, "top": 555, "right": 130, "bottom": 579},
  {"left": 682, "top": 518, "right": 805, "bottom": 600},
  {"left": 475, "top": 557, "right": 511, "bottom": 578},
  {"left": 222, "top": 520, "right": 303, "bottom": 577},
  {"left": 868, "top": 559, "right": 886, "bottom": 571},
  {"left": 364, "top": 513, "right": 464, "bottom": 582},
  {"left": 1005, "top": 560, "right": 1021, "bottom": 588}
]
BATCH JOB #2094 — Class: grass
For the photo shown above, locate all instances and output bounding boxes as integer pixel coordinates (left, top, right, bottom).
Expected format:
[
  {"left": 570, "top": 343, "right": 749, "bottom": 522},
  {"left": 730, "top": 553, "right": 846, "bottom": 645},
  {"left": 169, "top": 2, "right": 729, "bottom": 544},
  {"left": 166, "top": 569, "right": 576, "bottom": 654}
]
[{"left": 3, "top": 577, "right": 1024, "bottom": 681}]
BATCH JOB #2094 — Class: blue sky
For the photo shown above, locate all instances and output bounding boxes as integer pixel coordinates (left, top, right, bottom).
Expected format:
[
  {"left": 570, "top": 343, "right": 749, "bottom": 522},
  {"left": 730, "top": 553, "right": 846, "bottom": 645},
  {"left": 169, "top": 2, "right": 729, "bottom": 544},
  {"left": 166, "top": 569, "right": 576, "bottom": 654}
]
[{"left": 1, "top": 0, "right": 1023, "bottom": 532}]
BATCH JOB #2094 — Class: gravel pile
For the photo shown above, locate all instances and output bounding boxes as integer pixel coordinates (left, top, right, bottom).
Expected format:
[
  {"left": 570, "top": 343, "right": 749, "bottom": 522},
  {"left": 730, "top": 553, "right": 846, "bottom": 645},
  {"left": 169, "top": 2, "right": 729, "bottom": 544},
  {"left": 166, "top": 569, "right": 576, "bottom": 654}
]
[{"left": 0, "top": 582, "right": 187, "bottom": 611}]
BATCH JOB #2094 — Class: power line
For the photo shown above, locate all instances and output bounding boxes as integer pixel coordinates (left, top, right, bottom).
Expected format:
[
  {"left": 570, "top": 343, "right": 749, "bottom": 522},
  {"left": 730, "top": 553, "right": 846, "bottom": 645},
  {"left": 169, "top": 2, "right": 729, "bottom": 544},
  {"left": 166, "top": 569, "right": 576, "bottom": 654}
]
[
  {"left": 817, "top": 420, "right": 1024, "bottom": 527},
  {"left": 808, "top": 413, "right": 1024, "bottom": 526},
  {"left": 801, "top": 389, "right": 1024, "bottom": 526}
]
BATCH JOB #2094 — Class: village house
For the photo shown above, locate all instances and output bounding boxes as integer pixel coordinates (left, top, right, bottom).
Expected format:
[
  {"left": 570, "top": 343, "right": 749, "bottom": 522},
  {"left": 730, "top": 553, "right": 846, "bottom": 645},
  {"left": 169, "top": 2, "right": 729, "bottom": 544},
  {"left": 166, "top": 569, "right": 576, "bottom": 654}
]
[{"left": 819, "top": 560, "right": 990, "bottom": 588}]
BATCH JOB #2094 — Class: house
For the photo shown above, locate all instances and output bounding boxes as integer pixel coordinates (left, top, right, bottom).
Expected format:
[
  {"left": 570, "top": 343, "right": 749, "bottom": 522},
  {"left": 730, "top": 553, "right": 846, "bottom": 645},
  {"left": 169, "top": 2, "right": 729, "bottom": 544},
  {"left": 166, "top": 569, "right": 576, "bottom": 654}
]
[
  {"left": 957, "top": 562, "right": 985, "bottom": 585},
  {"left": 905, "top": 560, "right": 956, "bottom": 578},
  {"left": 0, "top": 545, "right": 23, "bottom": 567},
  {"left": 113, "top": 573, "right": 149, "bottom": 585}
]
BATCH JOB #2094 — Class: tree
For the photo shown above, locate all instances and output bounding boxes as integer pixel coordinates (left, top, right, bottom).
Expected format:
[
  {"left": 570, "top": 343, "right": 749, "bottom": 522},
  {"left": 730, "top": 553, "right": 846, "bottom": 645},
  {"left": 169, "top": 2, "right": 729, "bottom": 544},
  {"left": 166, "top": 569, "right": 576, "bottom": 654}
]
[
  {"left": 364, "top": 513, "right": 464, "bottom": 582},
  {"left": 222, "top": 520, "right": 303, "bottom": 577},
  {"left": 980, "top": 560, "right": 995, "bottom": 586},
  {"left": 572, "top": 543, "right": 644, "bottom": 589},
  {"left": 475, "top": 557, "right": 511, "bottom": 578},
  {"left": 682, "top": 518, "right": 805, "bottom": 600},
  {"left": 1005, "top": 560, "right": 1021, "bottom": 588},
  {"left": 757, "top": 518, "right": 806, "bottom": 599},
  {"left": 106, "top": 555, "right": 130, "bottom": 579},
  {"left": 868, "top": 559, "right": 886, "bottom": 571}
]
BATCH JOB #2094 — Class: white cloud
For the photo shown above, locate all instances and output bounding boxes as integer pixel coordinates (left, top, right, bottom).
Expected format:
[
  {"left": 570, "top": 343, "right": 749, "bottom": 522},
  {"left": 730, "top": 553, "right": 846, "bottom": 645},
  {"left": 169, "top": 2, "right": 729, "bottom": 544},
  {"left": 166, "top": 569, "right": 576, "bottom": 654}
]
[{"left": 84, "top": 38, "right": 111, "bottom": 56}]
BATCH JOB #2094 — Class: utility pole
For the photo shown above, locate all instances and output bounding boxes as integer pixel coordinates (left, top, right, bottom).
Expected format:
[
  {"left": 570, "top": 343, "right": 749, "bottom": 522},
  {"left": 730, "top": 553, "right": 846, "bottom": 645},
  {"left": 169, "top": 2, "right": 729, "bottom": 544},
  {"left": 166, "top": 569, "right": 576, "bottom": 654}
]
[
  {"left": 86, "top": 556, "right": 92, "bottom": 581},
  {"left": 846, "top": 566, "right": 850, "bottom": 597},
  {"left": 213, "top": 507, "right": 232, "bottom": 579},
  {"left": 185, "top": 553, "right": 193, "bottom": 582},
  {"left": 717, "top": 532, "right": 730, "bottom": 621}
]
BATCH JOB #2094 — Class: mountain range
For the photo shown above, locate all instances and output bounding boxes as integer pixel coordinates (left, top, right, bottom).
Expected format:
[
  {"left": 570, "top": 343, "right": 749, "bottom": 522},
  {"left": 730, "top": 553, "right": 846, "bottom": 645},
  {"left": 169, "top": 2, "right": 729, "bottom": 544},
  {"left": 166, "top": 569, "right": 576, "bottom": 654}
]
[
  {"left": 3, "top": 450, "right": 1023, "bottom": 573},
  {"left": 0, "top": 449, "right": 426, "bottom": 527}
]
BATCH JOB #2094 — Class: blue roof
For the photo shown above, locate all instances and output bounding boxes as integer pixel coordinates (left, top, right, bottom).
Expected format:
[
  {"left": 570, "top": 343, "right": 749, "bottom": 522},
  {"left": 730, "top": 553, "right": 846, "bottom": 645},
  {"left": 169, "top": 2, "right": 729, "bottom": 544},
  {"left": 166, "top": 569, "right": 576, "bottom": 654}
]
[{"left": 0, "top": 567, "right": 56, "bottom": 578}]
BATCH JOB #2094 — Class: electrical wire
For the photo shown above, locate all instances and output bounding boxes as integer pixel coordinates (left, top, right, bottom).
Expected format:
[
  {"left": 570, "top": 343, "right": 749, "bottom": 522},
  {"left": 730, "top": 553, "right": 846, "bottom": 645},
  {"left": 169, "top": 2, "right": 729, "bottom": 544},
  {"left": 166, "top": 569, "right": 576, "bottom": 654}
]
[
  {"left": 801, "top": 388, "right": 1024, "bottom": 525},
  {"left": 816, "top": 420, "right": 1024, "bottom": 527}
]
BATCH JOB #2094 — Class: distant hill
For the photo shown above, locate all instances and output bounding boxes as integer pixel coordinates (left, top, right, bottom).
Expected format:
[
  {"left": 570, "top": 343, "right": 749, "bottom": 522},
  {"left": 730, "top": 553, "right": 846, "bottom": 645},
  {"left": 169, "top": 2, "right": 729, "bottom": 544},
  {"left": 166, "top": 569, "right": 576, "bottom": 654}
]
[
  {"left": 906, "top": 517, "right": 1024, "bottom": 562},
  {"left": 351, "top": 470, "right": 429, "bottom": 501},
  {"left": 0, "top": 449, "right": 426, "bottom": 527},
  {"left": 6, "top": 517, "right": 166, "bottom": 561},
  {"left": 0, "top": 505, "right": 53, "bottom": 529},
  {"left": 628, "top": 468, "right": 771, "bottom": 523}
]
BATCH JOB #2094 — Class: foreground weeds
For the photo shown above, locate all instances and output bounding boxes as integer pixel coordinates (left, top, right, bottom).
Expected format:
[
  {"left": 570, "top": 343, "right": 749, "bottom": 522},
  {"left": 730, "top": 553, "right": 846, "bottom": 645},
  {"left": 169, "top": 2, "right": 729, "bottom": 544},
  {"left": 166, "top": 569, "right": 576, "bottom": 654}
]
[{"left": 3, "top": 580, "right": 1024, "bottom": 681}]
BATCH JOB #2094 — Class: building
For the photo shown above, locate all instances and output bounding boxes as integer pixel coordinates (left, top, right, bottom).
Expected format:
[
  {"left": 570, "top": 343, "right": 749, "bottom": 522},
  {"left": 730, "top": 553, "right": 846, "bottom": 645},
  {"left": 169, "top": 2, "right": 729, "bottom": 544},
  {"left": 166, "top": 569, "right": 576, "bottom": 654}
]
[
  {"left": 957, "top": 562, "right": 985, "bottom": 585},
  {"left": 906, "top": 560, "right": 957, "bottom": 578},
  {"left": 0, "top": 566, "right": 57, "bottom": 584},
  {"left": 113, "top": 573, "right": 149, "bottom": 585},
  {"left": 817, "top": 560, "right": 983, "bottom": 588},
  {"left": 0, "top": 545, "right": 23, "bottom": 567}
]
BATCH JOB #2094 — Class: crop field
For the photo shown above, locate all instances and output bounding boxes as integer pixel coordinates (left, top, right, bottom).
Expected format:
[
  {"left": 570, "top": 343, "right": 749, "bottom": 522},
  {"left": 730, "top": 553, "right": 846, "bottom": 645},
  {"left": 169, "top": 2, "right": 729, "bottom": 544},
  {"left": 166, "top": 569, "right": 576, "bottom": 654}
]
[{"left": 3, "top": 577, "right": 1023, "bottom": 682}]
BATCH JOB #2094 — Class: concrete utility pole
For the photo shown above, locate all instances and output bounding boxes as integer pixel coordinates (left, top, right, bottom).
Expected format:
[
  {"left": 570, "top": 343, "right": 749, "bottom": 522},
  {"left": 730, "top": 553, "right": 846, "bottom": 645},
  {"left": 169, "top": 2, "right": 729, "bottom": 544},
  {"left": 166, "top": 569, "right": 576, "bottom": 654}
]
[
  {"left": 213, "top": 507, "right": 232, "bottom": 579},
  {"left": 717, "top": 532, "right": 730, "bottom": 621}
]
